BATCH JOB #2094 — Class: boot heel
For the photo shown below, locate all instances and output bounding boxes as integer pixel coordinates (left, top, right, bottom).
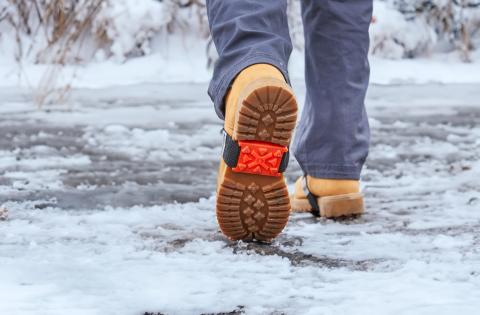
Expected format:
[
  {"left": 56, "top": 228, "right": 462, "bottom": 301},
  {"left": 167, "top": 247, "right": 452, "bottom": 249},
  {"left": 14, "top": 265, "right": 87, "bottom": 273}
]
[{"left": 319, "top": 193, "right": 364, "bottom": 218}]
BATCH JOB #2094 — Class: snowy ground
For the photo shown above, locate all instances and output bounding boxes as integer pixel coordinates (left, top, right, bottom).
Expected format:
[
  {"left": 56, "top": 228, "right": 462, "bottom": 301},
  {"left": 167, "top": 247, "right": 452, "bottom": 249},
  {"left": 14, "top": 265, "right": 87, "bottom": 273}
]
[
  {"left": 1, "top": 83, "right": 480, "bottom": 315},
  {"left": 2, "top": 50, "right": 480, "bottom": 89}
]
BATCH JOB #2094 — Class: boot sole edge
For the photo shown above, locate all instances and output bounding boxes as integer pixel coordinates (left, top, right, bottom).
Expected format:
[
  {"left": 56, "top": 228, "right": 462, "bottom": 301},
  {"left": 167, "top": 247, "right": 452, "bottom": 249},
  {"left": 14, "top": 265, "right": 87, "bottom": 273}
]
[{"left": 290, "top": 193, "right": 365, "bottom": 218}]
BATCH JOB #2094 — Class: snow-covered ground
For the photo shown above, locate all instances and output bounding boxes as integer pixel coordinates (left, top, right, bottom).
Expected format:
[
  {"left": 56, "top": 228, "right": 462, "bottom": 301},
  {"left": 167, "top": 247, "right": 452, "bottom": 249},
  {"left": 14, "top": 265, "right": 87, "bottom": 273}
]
[
  {"left": 2, "top": 49, "right": 480, "bottom": 90},
  {"left": 1, "top": 83, "right": 479, "bottom": 315}
]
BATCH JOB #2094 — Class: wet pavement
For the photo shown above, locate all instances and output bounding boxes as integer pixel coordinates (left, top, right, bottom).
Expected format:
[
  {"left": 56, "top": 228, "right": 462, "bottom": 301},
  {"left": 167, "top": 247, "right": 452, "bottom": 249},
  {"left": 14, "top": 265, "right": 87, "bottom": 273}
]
[{"left": 1, "top": 83, "right": 479, "bottom": 314}]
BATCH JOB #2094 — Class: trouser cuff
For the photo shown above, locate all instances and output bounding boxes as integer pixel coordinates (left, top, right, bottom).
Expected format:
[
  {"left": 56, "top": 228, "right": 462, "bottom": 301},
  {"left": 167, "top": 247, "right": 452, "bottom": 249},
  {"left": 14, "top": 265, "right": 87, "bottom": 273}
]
[{"left": 297, "top": 162, "right": 363, "bottom": 180}]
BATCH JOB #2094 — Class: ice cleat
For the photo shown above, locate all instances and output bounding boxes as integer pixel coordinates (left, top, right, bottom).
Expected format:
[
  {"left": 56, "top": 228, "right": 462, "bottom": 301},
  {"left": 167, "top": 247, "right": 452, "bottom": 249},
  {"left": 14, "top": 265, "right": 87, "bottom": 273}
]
[
  {"left": 216, "top": 64, "right": 298, "bottom": 242},
  {"left": 290, "top": 176, "right": 364, "bottom": 218}
]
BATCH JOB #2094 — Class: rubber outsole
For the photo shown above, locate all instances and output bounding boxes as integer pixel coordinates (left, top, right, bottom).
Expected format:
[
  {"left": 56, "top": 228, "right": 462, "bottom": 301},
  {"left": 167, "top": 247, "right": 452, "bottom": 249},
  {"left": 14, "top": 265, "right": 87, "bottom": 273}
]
[
  {"left": 290, "top": 193, "right": 365, "bottom": 218},
  {"left": 217, "top": 81, "right": 297, "bottom": 242}
]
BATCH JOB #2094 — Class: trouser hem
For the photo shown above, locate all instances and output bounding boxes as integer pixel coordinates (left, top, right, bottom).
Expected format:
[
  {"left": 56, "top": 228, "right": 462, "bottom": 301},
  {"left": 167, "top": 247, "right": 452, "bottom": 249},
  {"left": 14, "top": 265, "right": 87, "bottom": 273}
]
[{"left": 297, "top": 163, "right": 363, "bottom": 180}]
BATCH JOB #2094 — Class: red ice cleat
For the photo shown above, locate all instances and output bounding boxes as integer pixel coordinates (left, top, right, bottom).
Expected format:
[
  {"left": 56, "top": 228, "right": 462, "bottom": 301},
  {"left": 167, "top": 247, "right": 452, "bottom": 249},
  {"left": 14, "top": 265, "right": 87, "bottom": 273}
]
[{"left": 233, "top": 140, "right": 288, "bottom": 177}]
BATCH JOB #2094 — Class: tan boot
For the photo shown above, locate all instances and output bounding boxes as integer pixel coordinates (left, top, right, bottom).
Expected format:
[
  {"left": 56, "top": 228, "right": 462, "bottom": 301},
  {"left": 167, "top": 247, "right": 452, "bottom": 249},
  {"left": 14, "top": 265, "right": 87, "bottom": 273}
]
[
  {"left": 216, "top": 64, "right": 298, "bottom": 241},
  {"left": 290, "top": 176, "right": 364, "bottom": 217}
]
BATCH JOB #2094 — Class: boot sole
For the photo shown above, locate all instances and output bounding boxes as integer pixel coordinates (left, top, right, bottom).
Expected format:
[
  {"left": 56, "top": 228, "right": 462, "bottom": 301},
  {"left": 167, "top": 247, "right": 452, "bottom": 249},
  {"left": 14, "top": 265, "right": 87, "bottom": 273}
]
[
  {"left": 217, "top": 79, "right": 298, "bottom": 241},
  {"left": 290, "top": 193, "right": 364, "bottom": 218}
]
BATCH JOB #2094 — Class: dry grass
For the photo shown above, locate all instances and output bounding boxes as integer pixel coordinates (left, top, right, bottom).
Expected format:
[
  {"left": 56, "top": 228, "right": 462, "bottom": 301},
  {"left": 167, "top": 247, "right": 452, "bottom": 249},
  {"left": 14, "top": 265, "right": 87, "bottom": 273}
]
[
  {"left": 1, "top": 0, "right": 208, "bottom": 107},
  {"left": 3, "top": 0, "right": 106, "bottom": 107},
  {"left": 5, "top": 0, "right": 106, "bottom": 63},
  {"left": 415, "top": 0, "right": 480, "bottom": 62}
]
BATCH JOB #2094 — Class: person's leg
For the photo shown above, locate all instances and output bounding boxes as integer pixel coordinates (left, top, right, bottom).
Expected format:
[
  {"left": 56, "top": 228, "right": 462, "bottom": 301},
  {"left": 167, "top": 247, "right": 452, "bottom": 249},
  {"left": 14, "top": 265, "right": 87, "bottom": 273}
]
[
  {"left": 206, "top": 0, "right": 293, "bottom": 119},
  {"left": 291, "top": 0, "right": 373, "bottom": 217},
  {"left": 207, "top": 1, "right": 298, "bottom": 241}
]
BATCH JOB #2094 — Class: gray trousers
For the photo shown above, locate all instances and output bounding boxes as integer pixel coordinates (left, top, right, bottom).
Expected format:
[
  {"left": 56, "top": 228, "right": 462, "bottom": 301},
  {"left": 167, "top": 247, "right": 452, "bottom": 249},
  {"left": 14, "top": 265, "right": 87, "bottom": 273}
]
[{"left": 207, "top": 0, "right": 372, "bottom": 180}]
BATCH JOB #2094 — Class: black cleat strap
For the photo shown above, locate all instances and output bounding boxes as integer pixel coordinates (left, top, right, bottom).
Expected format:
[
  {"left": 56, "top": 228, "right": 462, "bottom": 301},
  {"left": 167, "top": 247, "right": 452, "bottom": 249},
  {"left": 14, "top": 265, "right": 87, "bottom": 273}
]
[
  {"left": 222, "top": 130, "right": 241, "bottom": 168},
  {"left": 278, "top": 150, "right": 289, "bottom": 173},
  {"left": 302, "top": 175, "right": 320, "bottom": 216}
]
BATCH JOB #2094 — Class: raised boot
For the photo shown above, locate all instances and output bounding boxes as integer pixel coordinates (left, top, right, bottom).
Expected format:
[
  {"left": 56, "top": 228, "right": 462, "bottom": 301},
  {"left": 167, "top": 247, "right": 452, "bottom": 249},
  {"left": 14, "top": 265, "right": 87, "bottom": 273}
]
[
  {"left": 290, "top": 176, "right": 364, "bottom": 217},
  {"left": 216, "top": 64, "right": 298, "bottom": 241}
]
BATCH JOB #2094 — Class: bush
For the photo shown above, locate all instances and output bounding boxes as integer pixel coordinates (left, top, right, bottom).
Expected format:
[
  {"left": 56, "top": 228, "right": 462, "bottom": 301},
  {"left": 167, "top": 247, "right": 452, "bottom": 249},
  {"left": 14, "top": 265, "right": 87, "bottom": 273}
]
[
  {"left": 1, "top": 0, "right": 480, "bottom": 66},
  {"left": 0, "top": 0, "right": 208, "bottom": 64},
  {"left": 371, "top": 0, "right": 480, "bottom": 61}
]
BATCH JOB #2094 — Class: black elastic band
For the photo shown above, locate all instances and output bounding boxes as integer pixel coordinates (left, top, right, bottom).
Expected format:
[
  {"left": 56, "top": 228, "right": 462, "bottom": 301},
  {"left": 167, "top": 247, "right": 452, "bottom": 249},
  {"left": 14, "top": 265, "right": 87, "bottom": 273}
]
[
  {"left": 222, "top": 130, "right": 240, "bottom": 168},
  {"left": 303, "top": 175, "right": 320, "bottom": 216},
  {"left": 278, "top": 150, "right": 289, "bottom": 173}
]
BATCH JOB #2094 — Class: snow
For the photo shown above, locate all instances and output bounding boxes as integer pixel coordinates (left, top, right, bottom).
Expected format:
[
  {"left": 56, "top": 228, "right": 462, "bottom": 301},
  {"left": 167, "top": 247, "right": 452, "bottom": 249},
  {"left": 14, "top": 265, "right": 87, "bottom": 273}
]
[
  {"left": 2, "top": 50, "right": 480, "bottom": 91},
  {"left": 369, "top": 51, "right": 480, "bottom": 84},
  {"left": 95, "top": 0, "right": 170, "bottom": 61},
  {"left": 3, "top": 29, "right": 480, "bottom": 91},
  {"left": 1, "top": 1, "right": 480, "bottom": 313},
  {"left": 1, "top": 83, "right": 479, "bottom": 314},
  {"left": 0, "top": 36, "right": 212, "bottom": 89},
  {"left": 370, "top": 1, "right": 433, "bottom": 59}
]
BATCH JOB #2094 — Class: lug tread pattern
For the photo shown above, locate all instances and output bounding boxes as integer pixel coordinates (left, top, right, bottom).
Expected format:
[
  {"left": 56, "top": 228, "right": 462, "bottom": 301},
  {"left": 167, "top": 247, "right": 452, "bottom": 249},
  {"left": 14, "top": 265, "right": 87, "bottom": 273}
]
[
  {"left": 217, "top": 177, "right": 291, "bottom": 241},
  {"left": 235, "top": 85, "right": 297, "bottom": 147}
]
